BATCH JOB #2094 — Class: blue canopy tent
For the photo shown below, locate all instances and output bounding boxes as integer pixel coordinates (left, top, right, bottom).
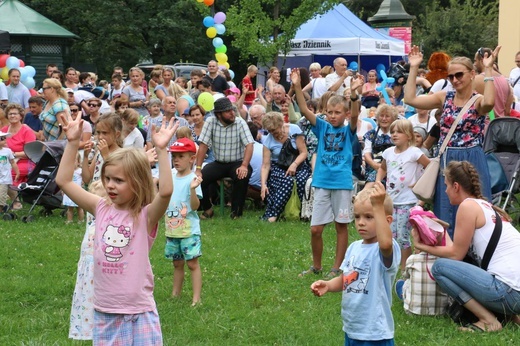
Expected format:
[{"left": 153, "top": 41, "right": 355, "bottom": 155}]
[{"left": 275, "top": 4, "right": 406, "bottom": 77}]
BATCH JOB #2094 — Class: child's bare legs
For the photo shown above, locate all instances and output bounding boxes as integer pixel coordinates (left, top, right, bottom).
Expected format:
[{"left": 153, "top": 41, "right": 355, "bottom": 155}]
[
  {"left": 187, "top": 258, "right": 202, "bottom": 305},
  {"left": 332, "top": 222, "right": 348, "bottom": 270},
  {"left": 77, "top": 207, "right": 85, "bottom": 222},
  {"left": 310, "top": 224, "right": 325, "bottom": 270},
  {"left": 172, "top": 260, "right": 185, "bottom": 298},
  {"left": 66, "top": 207, "right": 74, "bottom": 223}
]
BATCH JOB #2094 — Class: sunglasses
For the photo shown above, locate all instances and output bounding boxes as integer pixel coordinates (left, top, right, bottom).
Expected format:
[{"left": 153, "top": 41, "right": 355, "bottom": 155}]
[
  {"left": 70, "top": 109, "right": 79, "bottom": 113},
  {"left": 0, "top": 136, "right": 6, "bottom": 141},
  {"left": 477, "top": 47, "right": 484, "bottom": 58},
  {"left": 88, "top": 103, "right": 100, "bottom": 107},
  {"left": 447, "top": 71, "right": 469, "bottom": 82},
  {"left": 42, "top": 86, "right": 52, "bottom": 91}
]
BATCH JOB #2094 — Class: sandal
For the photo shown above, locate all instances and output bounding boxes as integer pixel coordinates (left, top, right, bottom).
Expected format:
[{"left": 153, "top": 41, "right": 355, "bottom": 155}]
[
  {"left": 200, "top": 210, "right": 214, "bottom": 220},
  {"left": 324, "top": 268, "right": 342, "bottom": 279},
  {"left": 12, "top": 202, "right": 23, "bottom": 210},
  {"left": 299, "top": 266, "right": 322, "bottom": 277}
]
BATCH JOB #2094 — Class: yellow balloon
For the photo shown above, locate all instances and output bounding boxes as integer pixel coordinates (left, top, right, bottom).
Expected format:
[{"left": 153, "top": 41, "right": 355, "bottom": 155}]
[
  {"left": 216, "top": 53, "right": 228, "bottom": 64},
  {"left": 197, "top": 0, "right": 204, "bottom": 2},
  {"left": 206, "top": 27, "right": 217, "bottom": 39},
  {"left": 224, "top": 62, "right": 230, "bottom": 69},
  {"left": 198, "top": 92, "right": 214, "bottom": 111},
  {"left": 0, "top": 67, "right": 8, "bottom": 80}
]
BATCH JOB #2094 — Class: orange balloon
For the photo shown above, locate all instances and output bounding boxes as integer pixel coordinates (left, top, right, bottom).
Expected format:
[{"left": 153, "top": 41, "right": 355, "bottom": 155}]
[{"left": 204, "top": 0, "right": 214, "bottom": 6}]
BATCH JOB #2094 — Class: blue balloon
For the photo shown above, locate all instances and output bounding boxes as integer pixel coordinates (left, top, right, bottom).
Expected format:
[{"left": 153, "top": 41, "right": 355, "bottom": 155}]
[
  {"left": 22, "top": 76, "right": 35, "bottom": 89},
  {"left": 349, "top": 61, "right": 358, "bottom": 71},
  {"left": 376, "top": 64, "right": 386, "bottom": 73},
  {"left": 376, "top": 70, "right": 395, "bottom": 105},
  {"left": 25, "top": 65, "right": 36, "bottom": 78},
  {"left": 18, "top": 67, "right": 27, "bottom": 81},
  {"left": 6, "top": 56, "right": 20, "bottom": 69},
  {"left": 203, "top": 16, "right": 215, "bottom": 28},
  {"left": 228, "top": 69, "right": 235, "bottom": 80},
  {"left": 215, "top": 24, "right": 226, "bottom": 35},
  {"left": 212, "top": 37, "right": 224, "bottom": 48}
]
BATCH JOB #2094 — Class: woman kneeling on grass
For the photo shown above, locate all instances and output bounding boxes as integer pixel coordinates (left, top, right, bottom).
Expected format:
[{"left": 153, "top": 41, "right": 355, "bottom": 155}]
[
  {"left": 412, "top": 161, "right": 520, "bottom": 332},
  {"left": 260, "top": 112, "right": 310, "bottom": 222}
]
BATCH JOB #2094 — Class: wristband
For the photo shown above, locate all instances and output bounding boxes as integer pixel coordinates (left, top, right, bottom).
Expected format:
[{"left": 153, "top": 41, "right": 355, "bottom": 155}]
[
  {"left": 350, "top": 95, "right": 359, "bottom": 101},
  {"left": 196, "top": 165, "right": 202, "bottom": 169},
  {"left": 483, "top": 77, "right": 494, "bottom": 82}
]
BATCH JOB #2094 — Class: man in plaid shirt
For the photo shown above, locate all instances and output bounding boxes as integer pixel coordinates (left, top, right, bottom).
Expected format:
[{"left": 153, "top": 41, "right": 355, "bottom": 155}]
[{"left": 195, "top": 97, "right": 254, "bottom": 219}]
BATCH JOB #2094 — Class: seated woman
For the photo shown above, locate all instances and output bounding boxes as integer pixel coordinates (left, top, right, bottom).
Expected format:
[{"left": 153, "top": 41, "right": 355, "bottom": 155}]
[
  {"left": 412, "top": 161, "right": 520, "bottom": 332},
  {"left": 260, "top": 112, "right": 310, "bottom": 222}
]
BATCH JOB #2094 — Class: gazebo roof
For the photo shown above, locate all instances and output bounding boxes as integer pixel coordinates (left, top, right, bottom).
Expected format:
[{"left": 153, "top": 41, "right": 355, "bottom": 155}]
[
  {"left": 368, "top": 0, "right": 415, "bottom": 23},
  {"left": 0, "top": 0, "right": 78, "bottom": 38}
]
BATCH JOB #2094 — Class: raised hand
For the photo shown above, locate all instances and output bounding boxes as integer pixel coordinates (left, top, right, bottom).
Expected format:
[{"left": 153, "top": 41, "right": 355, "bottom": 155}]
[
  {"left": 290, "top": 68, "right": 301, "bottom": 87},
  {"left": 370, "top": 181, "right": 387, "bottom": 207},
  {"left": 62, "top": 112, "right": 83, "bottom": 143},
  {"left": 351, "top": 74, "right": 365, "bottom": 91},
  {"left": 483, "top": 45, "right": 501, "bottom": 69},
  {"left": 408, "top": 45, "right": 423, "bottom": 68},
  {"left": 152, "top": 117, "right": 179, "bottom": 150}
]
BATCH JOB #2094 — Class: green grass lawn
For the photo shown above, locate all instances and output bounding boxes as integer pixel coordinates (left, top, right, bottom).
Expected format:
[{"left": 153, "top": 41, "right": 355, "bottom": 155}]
[{"left": 0, "top": 206, "right": 517, "bottom": 345}]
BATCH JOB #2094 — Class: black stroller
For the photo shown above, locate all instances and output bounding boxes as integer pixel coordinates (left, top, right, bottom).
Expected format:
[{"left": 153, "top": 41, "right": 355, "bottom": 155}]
[
  {"left": 3, "top": 140, "right": 66, "bottom": 222},
  {"left": 482, "top": 117, "right": 520, "bottom": 225}
]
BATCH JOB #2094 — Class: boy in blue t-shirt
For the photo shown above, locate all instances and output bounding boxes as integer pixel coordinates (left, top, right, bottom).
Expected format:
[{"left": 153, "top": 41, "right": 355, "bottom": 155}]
[
  {"left": 292, "top": 69, "right": 364, "bottom": 278},
  {"left": 311, "top": 183, "right": 401, "bottom": 345},
  {"left": 165, "top": 138, "right": 203, "bottom": 306}
]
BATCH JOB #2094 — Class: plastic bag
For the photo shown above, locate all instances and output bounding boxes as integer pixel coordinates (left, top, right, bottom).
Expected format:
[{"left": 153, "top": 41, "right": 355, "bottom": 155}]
[{"left": 284, "top": 179, "right": 301, "bottom": 220}]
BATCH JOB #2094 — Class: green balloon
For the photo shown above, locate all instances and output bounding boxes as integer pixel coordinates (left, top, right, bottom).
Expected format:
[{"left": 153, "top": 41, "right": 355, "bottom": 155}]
[{"left": 215, "top": 44, "right": 227, "bottom": 54}]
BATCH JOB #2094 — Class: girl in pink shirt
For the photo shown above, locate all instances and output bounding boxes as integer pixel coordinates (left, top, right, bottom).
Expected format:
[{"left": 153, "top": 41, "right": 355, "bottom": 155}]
[{"left": 57, "top": 114, "right": 178, "bottom": 345}]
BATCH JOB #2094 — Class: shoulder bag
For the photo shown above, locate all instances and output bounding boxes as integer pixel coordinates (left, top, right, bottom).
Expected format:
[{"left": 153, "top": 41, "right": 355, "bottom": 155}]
[
  {"left": 412, "top": 94, "right": 481, "bottom": 203},
  {"left": 277, "top": 134, "right": 299, "bottom": 169}
]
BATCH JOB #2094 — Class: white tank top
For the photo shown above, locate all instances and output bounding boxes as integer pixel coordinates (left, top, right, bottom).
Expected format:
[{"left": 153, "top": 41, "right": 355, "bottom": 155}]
[{"left": 467, "top": 198, "right": 520, "bottom": 290}]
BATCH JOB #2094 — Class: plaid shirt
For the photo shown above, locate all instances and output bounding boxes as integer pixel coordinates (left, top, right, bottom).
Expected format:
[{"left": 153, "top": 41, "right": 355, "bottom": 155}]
[
  {"left": 198, "top": 116, "right": 254, "bottom": 163},
  {"left": 402, "top": 252, "right": 449, "bottom": 316},
  {"left": 40, "top": 98, "right": 69, "bottom": 141}
]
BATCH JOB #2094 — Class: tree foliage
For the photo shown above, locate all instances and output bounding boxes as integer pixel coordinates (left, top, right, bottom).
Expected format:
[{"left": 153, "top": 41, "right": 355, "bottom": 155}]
[
  {"left": 412, "top": 0, "right": 498, "bottom": 59},
  {"left": 226, "top": 0, "right": 340, "bottom": 66}
]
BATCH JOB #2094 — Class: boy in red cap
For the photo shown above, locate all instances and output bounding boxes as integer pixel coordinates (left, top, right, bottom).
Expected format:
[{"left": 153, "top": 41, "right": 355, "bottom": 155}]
[{"left": 165, "top": 138, "right": 204, "bottom": 305}]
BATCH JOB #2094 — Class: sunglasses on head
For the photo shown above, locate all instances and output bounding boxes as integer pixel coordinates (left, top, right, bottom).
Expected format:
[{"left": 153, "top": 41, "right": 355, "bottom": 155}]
[{"left": 447, "top": 71, "right": 468, "bottom": 82}]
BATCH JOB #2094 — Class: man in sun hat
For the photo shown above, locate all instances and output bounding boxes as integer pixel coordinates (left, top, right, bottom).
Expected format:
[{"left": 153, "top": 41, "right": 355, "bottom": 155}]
[{"left": 195, "top": 97, "right": 255, "bottom": 219}]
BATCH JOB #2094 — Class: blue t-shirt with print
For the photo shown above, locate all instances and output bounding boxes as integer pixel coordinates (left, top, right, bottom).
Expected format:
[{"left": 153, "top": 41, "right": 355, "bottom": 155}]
[
  {"left": 165, "top": 172, "right": 203, "bottom": 238},
  {"left": 311, "top": 117, "right": 355, "bottom": 190}
]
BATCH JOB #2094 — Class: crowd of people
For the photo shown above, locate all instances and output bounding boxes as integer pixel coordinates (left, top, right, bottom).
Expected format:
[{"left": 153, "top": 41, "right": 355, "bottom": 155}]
[{"left": 1, "top": 45, "right": 520, "bottom": 344}]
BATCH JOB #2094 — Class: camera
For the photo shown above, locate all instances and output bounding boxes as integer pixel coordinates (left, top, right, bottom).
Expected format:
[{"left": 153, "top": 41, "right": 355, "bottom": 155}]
[{"left": 387, "top": 63, "right": 409, "bottom": 85}]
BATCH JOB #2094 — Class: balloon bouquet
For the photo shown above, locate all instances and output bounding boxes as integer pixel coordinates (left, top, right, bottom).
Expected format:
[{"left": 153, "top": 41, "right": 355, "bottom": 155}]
[
  {"left": 0, "top": 54, "right": 38, "bottom": 95},
  {"left": 196, "top": 0, "right": 234, "bottom": 112}
]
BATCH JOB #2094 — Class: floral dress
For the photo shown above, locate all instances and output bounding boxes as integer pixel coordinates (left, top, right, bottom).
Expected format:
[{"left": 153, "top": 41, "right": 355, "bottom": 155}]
[
  {"left": 363, "top": 128, "right": 393, "bottom": 182},
  {"left": 68, "top": 153, "right": 103, "bottom": 340}
]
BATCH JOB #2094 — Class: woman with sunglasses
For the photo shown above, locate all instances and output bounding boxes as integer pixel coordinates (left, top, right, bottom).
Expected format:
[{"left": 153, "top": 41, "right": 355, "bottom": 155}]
[
  {"left": 82, "top": 98, "right": 102, "bottom": 135},
  {"left": 404, "top": 45, "right": 500, "bottom": 238},
  {"left": 40, "top": 78, "right": 70, "bottom": 141}
]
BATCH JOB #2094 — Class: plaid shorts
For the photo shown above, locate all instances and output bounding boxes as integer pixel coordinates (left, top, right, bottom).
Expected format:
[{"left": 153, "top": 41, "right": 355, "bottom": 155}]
[{"left": 93, "top": 309, "right": 162, "bottom": 345}]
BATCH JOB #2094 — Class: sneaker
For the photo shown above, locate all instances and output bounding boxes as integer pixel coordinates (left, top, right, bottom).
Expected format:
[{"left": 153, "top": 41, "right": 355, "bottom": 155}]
[
  {"left": 395, "top": 279, "right": 405, "bottom": 301},
  {"left": 299, "top": 266, "right": 322, "bottom": 277}
]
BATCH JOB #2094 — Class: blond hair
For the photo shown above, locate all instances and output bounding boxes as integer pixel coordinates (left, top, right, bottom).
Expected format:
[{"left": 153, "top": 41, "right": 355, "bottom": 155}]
[
  {"left": 389, "top": 119, "right": 414, "bottom": 146},
  {"left": 121, "top": 109, "right": 139, "bottom": 124},
  {"left": 176, "top": 126, "right": 192, "bottom": 139},
  {"left": 262, "top": 112, "right": 284, "bottom": 132},
  {"left": 354, "top": 188, "right": 393, "bottom": 216},
  {"left": 43, "top": 78, "right": 67, "bottom": 99},
  {"left": 101, "top": 148, "right": 155, "bottom": 218},
  {"left": 167, "top": 82, "right": 188, "bottom": 100}
]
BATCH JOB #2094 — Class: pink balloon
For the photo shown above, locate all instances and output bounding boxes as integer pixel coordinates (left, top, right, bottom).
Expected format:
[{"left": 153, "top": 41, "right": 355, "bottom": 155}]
[
  {"left": 19, "top": 60, "right": 25, "bottom": 67},
  {"left": 214, "top": 12, "right": 226, "bottom": 24}
]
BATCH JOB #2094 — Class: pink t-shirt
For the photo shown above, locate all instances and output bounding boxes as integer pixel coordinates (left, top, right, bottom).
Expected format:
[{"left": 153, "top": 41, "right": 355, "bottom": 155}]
[{"left": 93, "top": 199, "right": 158, "bottom": 314}]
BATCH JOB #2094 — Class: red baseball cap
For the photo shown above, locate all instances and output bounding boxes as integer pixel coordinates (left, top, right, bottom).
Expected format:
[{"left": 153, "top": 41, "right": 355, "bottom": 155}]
[{"left": 168, "top": 138, "right": 197, "bottom": 153}]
